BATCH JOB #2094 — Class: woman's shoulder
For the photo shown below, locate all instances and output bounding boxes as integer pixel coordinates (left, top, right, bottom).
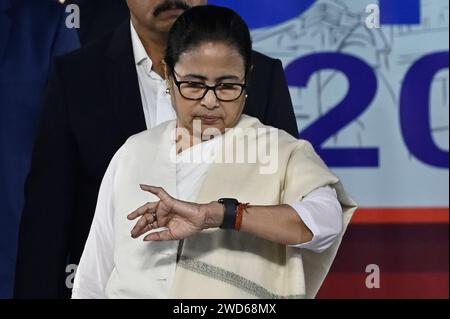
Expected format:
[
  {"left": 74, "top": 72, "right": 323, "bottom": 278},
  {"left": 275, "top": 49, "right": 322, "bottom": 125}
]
[
  {"left": 113, "top": 120, "right": 177, "bottom": 161},
  {"left": 124, "top": 120, "right": 176, "bottom": 148},
  {"left": 239, "top": 114, "right": 313, "bottom": 150}
]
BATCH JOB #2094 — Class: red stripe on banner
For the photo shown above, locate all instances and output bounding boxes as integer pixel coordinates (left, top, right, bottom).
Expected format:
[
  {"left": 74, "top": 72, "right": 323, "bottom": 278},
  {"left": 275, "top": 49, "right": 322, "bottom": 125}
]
[
  {"left": 317, "top": 272, "right": 449, "bottom": 299},
  {"left": 319, "top": 224, "right": 449, "bottom": 298},
  {"left": 351, "top": 208, "right": 449, "bottom": 224},
  {"left": 330, "top": 224, "right": 449, "bottom": 272}
]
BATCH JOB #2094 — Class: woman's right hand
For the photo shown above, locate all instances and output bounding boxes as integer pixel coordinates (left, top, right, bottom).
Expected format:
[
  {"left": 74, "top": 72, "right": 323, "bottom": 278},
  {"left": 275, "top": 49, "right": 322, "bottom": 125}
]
[{"left": 127, "top": 185, "right": 223, "bottom": 241}]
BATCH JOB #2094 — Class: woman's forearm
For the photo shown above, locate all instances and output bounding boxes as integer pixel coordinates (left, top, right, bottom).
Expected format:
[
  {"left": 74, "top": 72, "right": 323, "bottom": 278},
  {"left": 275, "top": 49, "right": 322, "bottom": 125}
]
[{"left": 204, "top": 202, "right": 313, "bottom": 246}]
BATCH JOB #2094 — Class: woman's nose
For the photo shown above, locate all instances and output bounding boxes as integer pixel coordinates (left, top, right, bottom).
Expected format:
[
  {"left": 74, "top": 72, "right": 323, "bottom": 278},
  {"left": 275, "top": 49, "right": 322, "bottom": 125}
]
[{"left": 201, "top": 89, "right": 219, "bottom": 109}]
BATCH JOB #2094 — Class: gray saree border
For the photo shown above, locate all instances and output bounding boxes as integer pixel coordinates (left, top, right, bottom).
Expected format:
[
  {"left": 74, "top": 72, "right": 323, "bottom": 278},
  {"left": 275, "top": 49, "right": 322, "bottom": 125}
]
[{"left": 178, "top": 256, "right": 305, "bottom": 299}]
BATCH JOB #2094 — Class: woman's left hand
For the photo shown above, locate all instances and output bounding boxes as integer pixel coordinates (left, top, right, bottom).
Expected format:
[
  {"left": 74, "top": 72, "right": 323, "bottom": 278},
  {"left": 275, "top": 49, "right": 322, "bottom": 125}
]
[{"left": 127, "top": 184, "right": 221, "bottom": 241}]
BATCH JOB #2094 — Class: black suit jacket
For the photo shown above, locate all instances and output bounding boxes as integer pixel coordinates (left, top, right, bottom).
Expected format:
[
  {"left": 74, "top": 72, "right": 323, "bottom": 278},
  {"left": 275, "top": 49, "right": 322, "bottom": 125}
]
[
  {"left": 14, "top": 21, "right": 298, "bottom": 298},
  {"left": 67, "top": 0, "right": 129, "bottom": 45}
]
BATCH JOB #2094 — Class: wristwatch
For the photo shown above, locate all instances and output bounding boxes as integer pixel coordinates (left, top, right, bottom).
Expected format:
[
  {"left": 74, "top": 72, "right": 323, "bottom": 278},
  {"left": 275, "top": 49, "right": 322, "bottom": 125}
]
[{"left": 218, "top": 198, "right": 239, "bottom": 229}]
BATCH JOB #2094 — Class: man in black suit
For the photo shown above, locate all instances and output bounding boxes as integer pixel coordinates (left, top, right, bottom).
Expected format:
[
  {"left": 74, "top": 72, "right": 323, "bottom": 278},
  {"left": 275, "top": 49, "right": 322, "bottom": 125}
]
[
  {"left": 14, "top": 0, "right": 298, "bottom": 298},
  {"left": 67, "top": 0, "right": 129, "bottom": 45}
]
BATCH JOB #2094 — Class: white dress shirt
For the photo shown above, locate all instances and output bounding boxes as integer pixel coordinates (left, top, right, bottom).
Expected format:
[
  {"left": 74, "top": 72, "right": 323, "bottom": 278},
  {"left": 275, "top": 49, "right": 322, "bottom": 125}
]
[{"left": 130, "top": 21, "right": 176, "bottom": 129}]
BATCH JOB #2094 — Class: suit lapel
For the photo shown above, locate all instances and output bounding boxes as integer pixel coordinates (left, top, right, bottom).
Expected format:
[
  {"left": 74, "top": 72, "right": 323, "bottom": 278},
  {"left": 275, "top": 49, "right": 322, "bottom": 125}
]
[
  {"left": 0, "top": 0, "right": 13, "bottom": 62},
  {"left": 105, "top": 20, "right": 146, "bottom": 139}
]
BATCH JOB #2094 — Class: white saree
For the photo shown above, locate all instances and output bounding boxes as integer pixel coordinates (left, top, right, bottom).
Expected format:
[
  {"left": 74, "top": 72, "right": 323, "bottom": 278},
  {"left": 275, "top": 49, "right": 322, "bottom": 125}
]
[{"left": 102, "top": 115, "right": 357, "bottom": 299}]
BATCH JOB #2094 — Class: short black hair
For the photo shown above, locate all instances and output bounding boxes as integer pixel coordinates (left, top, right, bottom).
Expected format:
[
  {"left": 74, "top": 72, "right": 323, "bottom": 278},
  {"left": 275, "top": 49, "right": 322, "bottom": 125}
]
[{"left": 165, "top": 5, "right": 253, "bottom": 76}]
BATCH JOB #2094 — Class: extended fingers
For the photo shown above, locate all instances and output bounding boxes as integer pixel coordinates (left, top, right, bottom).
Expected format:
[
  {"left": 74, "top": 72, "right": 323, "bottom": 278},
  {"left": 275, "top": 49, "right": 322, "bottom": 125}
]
[{"left": 127, "top": 201, "right": 158, "bottom": 220}]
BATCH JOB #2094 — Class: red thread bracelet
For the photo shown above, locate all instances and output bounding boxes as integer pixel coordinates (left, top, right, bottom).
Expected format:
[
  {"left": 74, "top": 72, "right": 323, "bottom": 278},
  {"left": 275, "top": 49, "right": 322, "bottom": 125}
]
[{"left": 235, "top": 203, "right": 250, "bottom": 231}]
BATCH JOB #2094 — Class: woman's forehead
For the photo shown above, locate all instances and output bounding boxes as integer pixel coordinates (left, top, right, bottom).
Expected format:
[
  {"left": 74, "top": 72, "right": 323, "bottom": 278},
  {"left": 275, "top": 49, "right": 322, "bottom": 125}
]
[
  {"left": 175, "top": 43, "right": 245, "bottom": 78},
  {"left": 178, "top": 42, "right": 244, "bottom": 64}
]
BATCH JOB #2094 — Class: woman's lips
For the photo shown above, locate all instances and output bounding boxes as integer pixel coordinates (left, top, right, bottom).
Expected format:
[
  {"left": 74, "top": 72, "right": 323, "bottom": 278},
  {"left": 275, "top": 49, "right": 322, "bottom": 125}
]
[{"left": 197, "top": 116, "right": 221, "bottom": 125}]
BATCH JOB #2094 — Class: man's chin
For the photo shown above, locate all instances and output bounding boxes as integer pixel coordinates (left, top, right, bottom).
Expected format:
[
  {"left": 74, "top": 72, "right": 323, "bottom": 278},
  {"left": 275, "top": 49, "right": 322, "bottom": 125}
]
[{"left": 153, "top": 19, "right": 180, "bottom": 34}]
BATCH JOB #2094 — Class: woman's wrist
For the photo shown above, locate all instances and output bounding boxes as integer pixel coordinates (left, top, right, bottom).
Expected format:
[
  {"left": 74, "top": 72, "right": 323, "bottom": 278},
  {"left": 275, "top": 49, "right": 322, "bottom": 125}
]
[{"left": 202, "top": 201, "right": 225, "bottom": 229}]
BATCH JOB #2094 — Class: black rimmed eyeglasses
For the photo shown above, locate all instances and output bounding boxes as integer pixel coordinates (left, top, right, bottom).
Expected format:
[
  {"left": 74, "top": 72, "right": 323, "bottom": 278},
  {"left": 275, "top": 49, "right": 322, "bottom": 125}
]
[{"left": 171, "top": 69, "right": 247, "bottom": 102}]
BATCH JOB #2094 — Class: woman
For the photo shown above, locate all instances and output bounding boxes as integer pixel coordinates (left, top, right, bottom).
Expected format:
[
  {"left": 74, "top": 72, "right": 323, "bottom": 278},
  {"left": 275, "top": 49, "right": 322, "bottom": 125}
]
[{"left": 73, "top": 5, "right": 357, "bottom": 299}]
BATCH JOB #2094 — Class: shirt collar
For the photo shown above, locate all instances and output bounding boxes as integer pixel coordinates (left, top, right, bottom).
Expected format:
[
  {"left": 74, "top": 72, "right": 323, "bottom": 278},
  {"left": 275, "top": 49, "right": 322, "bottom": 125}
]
[{"left": 130, "top": 20, "right": 153, "bottom": 70}]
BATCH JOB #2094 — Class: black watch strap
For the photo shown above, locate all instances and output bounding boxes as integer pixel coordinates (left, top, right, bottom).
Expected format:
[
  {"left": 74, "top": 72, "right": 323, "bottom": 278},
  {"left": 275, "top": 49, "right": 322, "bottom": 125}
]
[{"left": 218, "top": 198, "right": 239, "bottom": 229}]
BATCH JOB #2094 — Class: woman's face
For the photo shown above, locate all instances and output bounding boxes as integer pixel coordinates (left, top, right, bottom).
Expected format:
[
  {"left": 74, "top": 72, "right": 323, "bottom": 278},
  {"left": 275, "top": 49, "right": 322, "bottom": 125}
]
[{"left": 168, "top": 42, "right": 247, "bottom": 137}]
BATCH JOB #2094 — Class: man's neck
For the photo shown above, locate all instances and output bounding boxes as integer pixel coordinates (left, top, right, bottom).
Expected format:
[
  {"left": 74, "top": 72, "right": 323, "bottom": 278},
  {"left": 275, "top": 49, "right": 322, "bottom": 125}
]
[{"left": 132, "top": 21, "right": 168, "bottom": 78}]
